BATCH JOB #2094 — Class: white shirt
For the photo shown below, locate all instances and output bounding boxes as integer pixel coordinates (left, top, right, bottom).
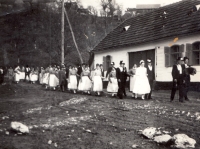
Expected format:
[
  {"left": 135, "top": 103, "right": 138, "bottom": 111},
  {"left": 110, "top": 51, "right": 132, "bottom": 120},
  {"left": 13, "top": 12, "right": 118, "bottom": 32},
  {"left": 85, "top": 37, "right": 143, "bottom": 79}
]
[
  {"left": 119, "top": 67, "right": 123, "bottom": 72},
  {"left": 177, "top": 64, "right": 182, "bottom": 74},
  {"left": 148, "top": 65, "right": 152, "bottom": 71},
  {"left": 185, "top": 64, "right": 189, "bottom": 68}
]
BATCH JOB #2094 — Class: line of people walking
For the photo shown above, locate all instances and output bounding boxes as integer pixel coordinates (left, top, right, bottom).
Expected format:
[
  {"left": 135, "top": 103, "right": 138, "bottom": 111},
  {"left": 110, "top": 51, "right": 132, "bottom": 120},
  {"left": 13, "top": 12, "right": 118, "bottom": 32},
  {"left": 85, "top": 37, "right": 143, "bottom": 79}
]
[{"left": 1, "top": 59, "right": 155, "bottom": 100}]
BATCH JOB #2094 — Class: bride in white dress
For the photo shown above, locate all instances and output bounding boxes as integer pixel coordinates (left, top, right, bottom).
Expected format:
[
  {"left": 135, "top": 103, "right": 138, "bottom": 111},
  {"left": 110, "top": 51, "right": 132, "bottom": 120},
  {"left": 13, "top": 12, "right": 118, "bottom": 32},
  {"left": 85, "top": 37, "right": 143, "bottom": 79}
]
[{"left": 132, "top": 60, "right": 150, "bottom": 100}]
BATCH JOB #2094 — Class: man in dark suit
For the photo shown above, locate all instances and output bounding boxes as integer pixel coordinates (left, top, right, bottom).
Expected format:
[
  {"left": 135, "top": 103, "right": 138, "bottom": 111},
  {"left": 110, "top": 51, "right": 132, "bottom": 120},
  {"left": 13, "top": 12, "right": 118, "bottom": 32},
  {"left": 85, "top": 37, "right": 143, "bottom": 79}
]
[
  {"left": 170, "top": 57, "right": 186, "bottom": 103},
  {"left": 106, "top": 62, "right": 115, "bottom": 78},
  {"left": 58, "top": 65, "right": 66, "bottom": 92},
  {"left": 146, "top": 59, "right": 155, "bottom": 99},
  {"left": 182, "top": 57, "right": 190, "bottom": 101},
  {"left": 116, "top": 61, "right": 127, "bottom": 99},
  {"left": 100, "top": 64, "right": 105, "bottom": 78},
  {"left": 24, "top": 65, "right": 31, "bottom": 82}
]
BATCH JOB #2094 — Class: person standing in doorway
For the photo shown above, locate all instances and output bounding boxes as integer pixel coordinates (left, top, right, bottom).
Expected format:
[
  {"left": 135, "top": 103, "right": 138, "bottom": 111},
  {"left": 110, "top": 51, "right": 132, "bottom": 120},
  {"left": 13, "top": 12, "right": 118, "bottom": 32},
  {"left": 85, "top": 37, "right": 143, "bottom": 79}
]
[
  {"left": 146, "top": 59, "right": 155, "bottom": 99},
  {"left": 170, "top": 57, "right": 186, "bottom": 103}
]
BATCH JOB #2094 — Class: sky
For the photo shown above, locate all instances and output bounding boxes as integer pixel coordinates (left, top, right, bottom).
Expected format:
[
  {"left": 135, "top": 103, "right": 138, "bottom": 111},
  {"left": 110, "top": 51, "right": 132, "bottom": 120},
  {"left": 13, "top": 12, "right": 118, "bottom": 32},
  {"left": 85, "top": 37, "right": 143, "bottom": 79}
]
[{"left": 80, "top": 0, "right": 182, "bottom": 14}]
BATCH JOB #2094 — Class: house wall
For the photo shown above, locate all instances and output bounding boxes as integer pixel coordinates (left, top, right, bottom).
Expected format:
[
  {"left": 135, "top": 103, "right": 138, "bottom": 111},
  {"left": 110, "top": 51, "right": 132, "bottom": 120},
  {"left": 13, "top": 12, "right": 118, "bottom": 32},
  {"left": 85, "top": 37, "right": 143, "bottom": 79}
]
[{"left": 94, "top": 34, "right": 200, "bottom": 82}]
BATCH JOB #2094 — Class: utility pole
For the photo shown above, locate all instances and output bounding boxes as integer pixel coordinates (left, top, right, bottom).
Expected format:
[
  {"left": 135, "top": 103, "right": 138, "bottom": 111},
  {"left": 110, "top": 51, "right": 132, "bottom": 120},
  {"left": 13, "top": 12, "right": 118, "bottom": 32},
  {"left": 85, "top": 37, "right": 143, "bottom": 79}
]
[{"left": 61, "top": 0, "right": 65, "bottom": 64}]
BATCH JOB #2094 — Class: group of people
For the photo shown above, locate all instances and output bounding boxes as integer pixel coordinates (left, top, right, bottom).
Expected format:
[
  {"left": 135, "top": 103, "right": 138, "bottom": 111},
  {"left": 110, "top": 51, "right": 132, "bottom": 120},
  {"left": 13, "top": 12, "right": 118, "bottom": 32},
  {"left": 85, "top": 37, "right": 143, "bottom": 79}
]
[
  {"left": 170, "top": 56, "right": 196, "bottom": 103},
  {"left": 0, "top": 59, "right": 155, "bottom": 100},
  {"left": 0, "top": 56, "right": 195, "bottom": 102}
]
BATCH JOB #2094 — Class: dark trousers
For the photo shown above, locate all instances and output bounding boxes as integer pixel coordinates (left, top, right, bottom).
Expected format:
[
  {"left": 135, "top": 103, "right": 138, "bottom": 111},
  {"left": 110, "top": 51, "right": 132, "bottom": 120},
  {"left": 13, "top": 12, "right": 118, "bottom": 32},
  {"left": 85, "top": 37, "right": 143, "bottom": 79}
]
[
  {"left": 170, "top": 79, "right": 185, "bottom": 101},
  {"left": 184, "top": 76, "right": 190, "bottom": 99},
  {"left": 146, "top": 79, "right": 153, "bottom": 99},
  {"left": 25, "top": 73, "right": 30, "bottom": 81},
  {"left": 117, "top": 81, "right": 126, "bottom": 99}
]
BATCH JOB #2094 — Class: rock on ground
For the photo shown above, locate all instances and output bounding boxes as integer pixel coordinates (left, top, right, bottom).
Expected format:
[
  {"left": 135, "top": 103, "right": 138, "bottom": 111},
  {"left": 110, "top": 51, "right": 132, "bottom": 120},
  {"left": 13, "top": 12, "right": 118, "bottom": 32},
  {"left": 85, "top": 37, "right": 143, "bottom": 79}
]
[
  {"left": 11, "top": 122, "right": 29, "bottom": 133},
  {"left": 142, "top": 127, "right": 157, "bottom": 139},
  {"left": 172, "top": 134, "right": 196, "bottom": 148},
  {"left": 154, "top": 134, "right": 172, "bottom": 144}
]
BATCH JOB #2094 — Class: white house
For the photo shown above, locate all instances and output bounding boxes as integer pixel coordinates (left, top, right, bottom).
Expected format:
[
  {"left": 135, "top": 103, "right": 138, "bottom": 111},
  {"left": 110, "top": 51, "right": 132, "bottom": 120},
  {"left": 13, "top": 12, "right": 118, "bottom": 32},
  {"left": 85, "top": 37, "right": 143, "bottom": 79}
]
[{"left": 92, "top": 0, "right": 200, "bottom": 85}]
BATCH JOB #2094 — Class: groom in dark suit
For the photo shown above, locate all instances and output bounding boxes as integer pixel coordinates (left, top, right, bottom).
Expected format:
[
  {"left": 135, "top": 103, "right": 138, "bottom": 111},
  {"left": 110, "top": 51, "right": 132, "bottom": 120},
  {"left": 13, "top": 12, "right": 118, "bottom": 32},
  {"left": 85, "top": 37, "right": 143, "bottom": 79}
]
[
  {"left": 170, "top": 57, "right": 186, "bottom": 103},
  {"left": 146, "top": 59, "right": 155, "bottom": 99},
  {"left": 116, "top": 61, "right": 127, "bottom": 99}
]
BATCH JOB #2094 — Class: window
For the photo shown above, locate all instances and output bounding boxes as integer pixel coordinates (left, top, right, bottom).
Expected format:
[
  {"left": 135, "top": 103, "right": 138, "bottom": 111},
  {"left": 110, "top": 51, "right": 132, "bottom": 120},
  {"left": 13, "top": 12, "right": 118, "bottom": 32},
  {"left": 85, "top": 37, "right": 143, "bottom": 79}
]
[
  {"left": 193, "top": 42, "right": 200, "bottom": 65},
  {"left": 164, "top": 44, "right": 184, "bottom": 67},
  {"left": 186, "top": 42, "right": 200, "bottom": 65}
]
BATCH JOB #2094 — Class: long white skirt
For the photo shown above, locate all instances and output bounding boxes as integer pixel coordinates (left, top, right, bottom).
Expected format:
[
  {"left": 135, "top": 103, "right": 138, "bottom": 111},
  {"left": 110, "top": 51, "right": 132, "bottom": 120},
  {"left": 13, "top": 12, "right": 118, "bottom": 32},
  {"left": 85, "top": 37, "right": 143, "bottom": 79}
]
[
  {"left": 107, "top": 78, "right": 118, "bottom": 93},
  {"left": 93, "top": 76, "right": 103, "bottom": 92},
  {"left": 30, "top": 73, "right": 38, "bottom": 82},
  {"left": 39, "top": 73, "right": 43, "bottom": 84},
  {"left": 78, "top": 76, "right": 92, "bottom": 91},
  {"left": 68, "top": 75, "right": 77, "bottom": 89},
  {"left": 49, "top": 74, "right": 59, "bottom": 87},
  {"left": 129, "top": 75, "right": 136, "bottom": 91},
  {"left": 14, "top": 73, "right": 20, "bottom": 82},
  {"left": 132, "top": 75, "right": 150, "bottom": 94},
  {"left": 43, "top": 73, "right": 49, "bottom": 85},
  {"left": 19, "top": 72, "right": 25, "bottom": 80}
]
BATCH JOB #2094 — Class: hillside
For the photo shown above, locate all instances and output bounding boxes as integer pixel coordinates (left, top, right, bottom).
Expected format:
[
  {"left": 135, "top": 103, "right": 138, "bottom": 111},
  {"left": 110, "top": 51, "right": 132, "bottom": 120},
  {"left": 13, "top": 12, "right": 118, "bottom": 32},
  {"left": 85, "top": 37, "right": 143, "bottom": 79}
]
[{"left": 0, "top": 4, "right": 120, "bottom": 67}]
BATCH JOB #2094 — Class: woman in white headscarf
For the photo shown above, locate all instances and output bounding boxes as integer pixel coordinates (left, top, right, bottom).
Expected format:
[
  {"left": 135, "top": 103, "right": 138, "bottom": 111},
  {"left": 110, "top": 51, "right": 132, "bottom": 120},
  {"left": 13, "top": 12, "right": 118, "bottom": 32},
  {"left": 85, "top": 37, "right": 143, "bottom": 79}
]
[
  {"left": 132, "top": 60, "right": 150, "bottom": 100},
  {"left": 14, "top": 66, "right": 21, "bottom": 84}
]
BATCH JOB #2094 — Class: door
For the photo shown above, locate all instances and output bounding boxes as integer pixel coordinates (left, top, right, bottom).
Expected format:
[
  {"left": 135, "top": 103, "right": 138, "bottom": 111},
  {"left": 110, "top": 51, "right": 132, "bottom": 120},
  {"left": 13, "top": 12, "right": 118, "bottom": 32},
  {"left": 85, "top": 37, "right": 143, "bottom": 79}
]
[{"left": 129, "top": 49, "right": 155, "bottom": 69}]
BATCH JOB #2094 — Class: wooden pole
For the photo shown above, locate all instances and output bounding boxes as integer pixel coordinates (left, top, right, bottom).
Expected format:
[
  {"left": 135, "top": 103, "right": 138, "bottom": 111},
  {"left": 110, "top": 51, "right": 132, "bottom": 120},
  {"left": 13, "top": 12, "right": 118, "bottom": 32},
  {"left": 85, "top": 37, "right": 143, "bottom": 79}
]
[
  {"left": 64, "top": 7, "right": 83, "bottom": 63},
  {"left": 61, "top": 0, "right": 64, "bottom": 64}
]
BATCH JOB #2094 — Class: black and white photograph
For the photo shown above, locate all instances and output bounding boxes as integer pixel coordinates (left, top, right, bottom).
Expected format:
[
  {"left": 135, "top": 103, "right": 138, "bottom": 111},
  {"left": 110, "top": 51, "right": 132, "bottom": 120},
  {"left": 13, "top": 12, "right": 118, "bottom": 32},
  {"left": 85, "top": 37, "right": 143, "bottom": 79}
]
[{"left": 0, "top": 0, "right": 200, "bottom": 148}]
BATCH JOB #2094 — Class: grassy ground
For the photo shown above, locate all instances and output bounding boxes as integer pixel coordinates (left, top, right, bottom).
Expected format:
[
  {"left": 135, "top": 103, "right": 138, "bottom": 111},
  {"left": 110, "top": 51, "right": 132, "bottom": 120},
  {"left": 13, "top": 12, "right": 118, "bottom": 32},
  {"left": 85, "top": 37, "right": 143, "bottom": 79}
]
[{"left": 0, "top": 82, "right": 200, "bottom": 149}]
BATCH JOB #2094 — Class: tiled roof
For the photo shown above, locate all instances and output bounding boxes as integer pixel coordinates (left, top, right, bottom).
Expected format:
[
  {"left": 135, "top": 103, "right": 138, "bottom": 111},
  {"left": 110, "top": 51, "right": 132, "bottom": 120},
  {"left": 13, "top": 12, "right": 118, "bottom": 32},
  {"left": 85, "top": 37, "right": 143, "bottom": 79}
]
[
  {"left": 93, "top": 0, "right": 200, "bottom": 52},
  {"left": 136, "top": 4, "right": 161, "bottom": 9}
]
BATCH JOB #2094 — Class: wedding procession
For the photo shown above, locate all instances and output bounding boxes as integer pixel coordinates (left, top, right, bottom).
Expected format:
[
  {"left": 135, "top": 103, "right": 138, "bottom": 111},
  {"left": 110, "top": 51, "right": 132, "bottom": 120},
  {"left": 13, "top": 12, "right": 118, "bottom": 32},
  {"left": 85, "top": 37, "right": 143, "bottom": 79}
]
[{"left": 0, "top": 0, "right": 200, "bottom": 149}]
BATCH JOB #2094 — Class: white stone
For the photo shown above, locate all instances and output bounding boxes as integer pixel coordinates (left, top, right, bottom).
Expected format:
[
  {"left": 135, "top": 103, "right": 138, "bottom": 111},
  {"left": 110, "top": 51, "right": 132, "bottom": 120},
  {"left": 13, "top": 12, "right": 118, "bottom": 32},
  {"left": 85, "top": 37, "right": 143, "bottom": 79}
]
[
  {"left": 48, "top": 140, "right": 52, "bottom": 144},
  {"left": 11, "top": 122, "right": 29, "bottom": 133},
  {"left": 142, "top": 127, "right": 157, "bottom": 139},
  {"left": 132, "top": 144, "right": 139, "bottom": 148},
  {"left": 154, "top": 134, "right": 172, "bottom": 143},
  {"left": 172, "top": 134, "right": 196, "bottom": 148}
]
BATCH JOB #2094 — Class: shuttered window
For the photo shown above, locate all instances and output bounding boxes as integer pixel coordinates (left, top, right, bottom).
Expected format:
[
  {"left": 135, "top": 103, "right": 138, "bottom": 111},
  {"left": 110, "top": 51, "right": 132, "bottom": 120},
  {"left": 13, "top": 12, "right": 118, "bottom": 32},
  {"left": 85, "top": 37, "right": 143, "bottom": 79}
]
[
  {"left": 164, "top": 44, "right": 184, "bottom": 67},
  {"left": 164, "top": 47, "right": 170, "bottom": 67},
  {"left": 192, "top": 42, "right": 200, "bottom": 65}
]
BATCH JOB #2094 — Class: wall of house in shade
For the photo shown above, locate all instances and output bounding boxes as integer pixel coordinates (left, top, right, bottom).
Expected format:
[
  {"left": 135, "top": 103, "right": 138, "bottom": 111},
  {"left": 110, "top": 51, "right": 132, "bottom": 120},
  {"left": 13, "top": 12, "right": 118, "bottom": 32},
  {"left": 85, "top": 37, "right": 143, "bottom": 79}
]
[{"left": 93, "top": 34, "right": 200, "bottom": 82}]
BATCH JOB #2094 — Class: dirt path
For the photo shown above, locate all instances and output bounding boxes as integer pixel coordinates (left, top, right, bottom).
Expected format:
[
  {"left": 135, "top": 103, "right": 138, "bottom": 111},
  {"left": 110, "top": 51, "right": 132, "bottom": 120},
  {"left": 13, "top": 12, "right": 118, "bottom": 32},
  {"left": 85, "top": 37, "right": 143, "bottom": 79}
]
[{"left": 0, "top": 82, "right": 200, "bottom": 149}]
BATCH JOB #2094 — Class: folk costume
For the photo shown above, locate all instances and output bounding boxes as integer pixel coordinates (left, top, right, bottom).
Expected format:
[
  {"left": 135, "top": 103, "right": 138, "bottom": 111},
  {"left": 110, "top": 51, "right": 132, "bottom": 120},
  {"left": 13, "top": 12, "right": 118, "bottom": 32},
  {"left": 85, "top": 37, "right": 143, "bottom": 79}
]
[
  {"left": 107, "top": 68, "right": 118, "bottom": 96},
  {"left": 43, "top": 68, "right": 50, "bottom": 87},
  {"left": 14, "top": 66, "right": 21, "bottom": 83},
  {"left": 39, "top": 67, "right": 45, "bottom": 84},
  {"left": 68, "top": 68, "right": 78, "bottom": 93},
  {"left": 48, "top": 67, "right": 59, "bottom": 90},
  {"left": 92, "top": 65, "right": 103, "bottom": 95},
  {"left": 78, "top": 67, "right": 92, "bottom": 93},
  {"left": 30, "top": 68, "right": 38, "bottom": 83}
]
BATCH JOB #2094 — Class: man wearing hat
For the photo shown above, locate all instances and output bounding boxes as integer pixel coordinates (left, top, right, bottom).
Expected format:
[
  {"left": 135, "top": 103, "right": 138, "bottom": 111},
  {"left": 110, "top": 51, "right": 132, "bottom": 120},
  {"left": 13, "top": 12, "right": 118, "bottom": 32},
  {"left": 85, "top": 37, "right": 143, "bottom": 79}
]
[
  {"left": 106, "top": 62, "right": 115, "bottom": 78},
  {"left": 170, "top": 57, "right": 186, "bottom": 102},
  {"left": 116, "top": 61, "right": 127, "bottom": 99},
  {"left": 146, "top": 59, "right": 155, "bottom": 99},
  {"left": 182, "top": 57, "right": 191, "bottom": 101}
]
